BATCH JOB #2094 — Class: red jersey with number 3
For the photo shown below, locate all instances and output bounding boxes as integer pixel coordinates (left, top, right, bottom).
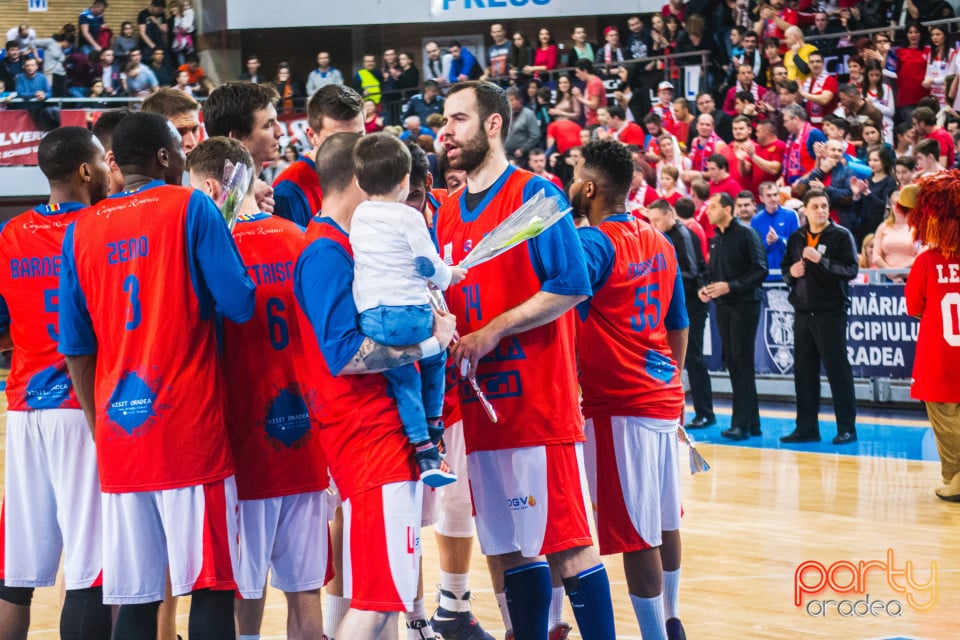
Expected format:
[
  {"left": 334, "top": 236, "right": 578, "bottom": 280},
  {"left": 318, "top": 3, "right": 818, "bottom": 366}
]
[
  {"left": 0, "top": 203, "right": 85, "bottom": 411},
  {"left": 436, "top": 167, "right": 588, "bottom": 453},
  {"left": 577, "top": 216, "right": 684, "bottom": 419},
  {"left": 61, "top": 183, "right": 255, "bottom": 492},
  {"left": 224, "top": 213, "right": 329, "bottom": 500},
  {"left": 905, "top": 248, "right": 960, "bottom": 402}
]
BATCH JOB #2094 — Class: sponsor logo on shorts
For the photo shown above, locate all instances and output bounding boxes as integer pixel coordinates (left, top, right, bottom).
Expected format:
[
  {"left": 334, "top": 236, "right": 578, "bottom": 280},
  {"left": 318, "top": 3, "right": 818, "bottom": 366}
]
[
  {"left": 794, "top": 549, "right": 937, "bottom": 617},
  {"left": 506, "top": 495, "right": 536, "bottom": 511}
]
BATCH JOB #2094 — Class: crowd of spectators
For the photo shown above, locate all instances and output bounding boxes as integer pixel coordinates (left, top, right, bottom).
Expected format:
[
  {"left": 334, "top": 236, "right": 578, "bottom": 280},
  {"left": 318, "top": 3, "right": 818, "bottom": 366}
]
[
  {"left": 3, "top": 0, "right": 960, "bottom": 276},
  {"left": 0, "top": 0, "right": 200, "bottom": 103}
]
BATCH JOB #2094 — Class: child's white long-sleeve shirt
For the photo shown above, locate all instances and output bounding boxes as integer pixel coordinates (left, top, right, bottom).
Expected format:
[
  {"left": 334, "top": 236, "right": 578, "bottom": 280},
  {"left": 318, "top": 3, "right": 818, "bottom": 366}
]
[{"left": 350, "top": 200, "right": 452, "bottom": 313}]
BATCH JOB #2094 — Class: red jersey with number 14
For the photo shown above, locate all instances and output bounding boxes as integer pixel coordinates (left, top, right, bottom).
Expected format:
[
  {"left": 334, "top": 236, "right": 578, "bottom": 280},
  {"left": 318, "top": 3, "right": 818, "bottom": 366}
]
[
  {"left": 0, "top": 203, "right": 85, "bottom": 411},
  {"left": 436, "top": 166, "right": 590, "bottom": 453},
  {"left": 224, "top": 213, "right": 328, "bottom": 500},
  {"left": 577, "top": 216, "right": 685, "bottom": 420}
]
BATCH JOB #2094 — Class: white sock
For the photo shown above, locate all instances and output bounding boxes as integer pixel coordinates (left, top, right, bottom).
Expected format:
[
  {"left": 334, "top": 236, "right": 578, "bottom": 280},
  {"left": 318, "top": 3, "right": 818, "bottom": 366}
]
[
  {"left": 662, "top": 569, "right": 681, "bottom": 619},
  {"left": 239, "top": 636, "right": 260, "bottom": 640},
  {"left": 439, "top": 570, "right": 471, "bottom": 612},
  {"left": 405, "top": 598, "right": 436, "bottom": 638},
  {"left": 405, "top": 597, "right": 427, "bottom": 623},
  {"left": 495, "top": 591, "right": 513, "bottom": 634},
  {"left": 323, "top": 593, "right": 351, "bottom": 639},
  {"left": 549, "top": 586, "right": 564, "bottom": 629},
  {"left": 630, "top": 593, "right": 667, "bottom": 640}
]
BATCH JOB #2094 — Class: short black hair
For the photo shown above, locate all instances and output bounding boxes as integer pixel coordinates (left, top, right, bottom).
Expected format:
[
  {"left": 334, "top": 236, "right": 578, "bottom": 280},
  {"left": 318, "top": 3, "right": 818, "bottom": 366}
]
[
  {"left": 111, "top": 112, "right": 178, "bottom": 169},
  {"left": 447, "top": 81, "right": 511, "bottom": 143},
  {"left": 581, "top": 139, "right": 634, "bottom": 202},
  {"left": 37, "top": 127, "right": 101, "bottom": 182},
  {"left": 92, "top": 108, "right": 133, "bottom": 151},
  {"left": 404, "top": 138, "right": 430, "bottom": 189},
  {"left": 306, "top": 84, "right": 363, "bottom": 132},
  {"left": 574, "top": 58, "right": 594, "bottom": 74},
  {"left": 912, "top": 106, "right": 937, "bottom": 126},
  {"left": 915, "top": 137, "right": 940, "bottom": 159},
  {"left": 647, "top": 198, "right": 673, "bottom": 214},
  {"left": 203, "top": 82, "right": 279, "bottom": 139},
  {"left": 316, "top": 132, "right": 362, "bottom": 194},
  {"left": 714, "top": 191, "right": 734, "bottom": 210},
  {"left": 607, "top": 105, "right": 626, "bottom": 120},
  {"left": 674, "top": 197, "right": 695, "bottom": 219},
  {"left": 736, "top": 190, "right": 754, "bottom": 201},
  {"left": 734, "top": 90, "right": 754, "bottom": 104},
  {"left": 707, "top": 153, "right": 728, "bottom": 171},
  {"left": 354, "top": 133, "right": 411, "bottom": 196},
  {"left": 802, "top": 189, "right": 829, "bottom": 206}
]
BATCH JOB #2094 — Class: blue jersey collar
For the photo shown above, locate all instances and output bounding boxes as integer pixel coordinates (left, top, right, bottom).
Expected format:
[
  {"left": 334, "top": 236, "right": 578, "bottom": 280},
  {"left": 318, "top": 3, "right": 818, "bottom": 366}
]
[
  {"left": 603, "top": 213, "right": 633, "bottom": 223},
  {"left": 458, "top": 165, "right": 516, "bottom": 223},
  {"left": 34, "top": 202, "right": 86, "bottom": 216},
  {"left": 111, "top": 179, "right": 166, "bottom": 198}
]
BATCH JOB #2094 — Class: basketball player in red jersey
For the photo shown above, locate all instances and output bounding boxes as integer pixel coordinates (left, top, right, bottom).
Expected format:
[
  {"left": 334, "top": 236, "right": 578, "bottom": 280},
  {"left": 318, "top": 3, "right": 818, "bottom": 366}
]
[
  {"left": 0, "top": 127, "right": 113, "bottom": 640},
  {"left": 435, "top": 81, "right": 616, "bottom": 640}
]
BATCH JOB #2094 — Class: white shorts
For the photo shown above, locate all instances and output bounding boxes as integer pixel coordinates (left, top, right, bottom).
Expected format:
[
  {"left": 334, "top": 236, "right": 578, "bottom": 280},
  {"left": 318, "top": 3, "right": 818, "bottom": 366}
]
[
  {"left": 419, "top": 421, "right": 474, "bottom": 535},
  {"left": 101, "top": 476, "right": 240, "bottom": 604},
  {"left": 583, "top": 416, "right": 682, "bottom": 555},
  {"left": 236, "top": 492, "right": 332, "bottom": 599},
  {"left": 2, "top": 409, "right": 103, "bottom": 589},
  {"left": 467, "top": 444, "right": 593, "bottom": 558},
  {"left": 342, "top": 481, "right": 421, "bottom": 612}
]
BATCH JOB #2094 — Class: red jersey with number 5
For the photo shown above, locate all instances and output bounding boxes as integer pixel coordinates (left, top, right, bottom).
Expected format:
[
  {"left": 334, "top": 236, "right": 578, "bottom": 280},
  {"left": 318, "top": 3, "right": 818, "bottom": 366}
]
[
  {"left": 0, "top": 203, "right": 86, "bottom": 411},
  {"left": 224, "top": 213, "right": 329, "bottom": 500},
  {"left": 905, "top": 248, "right": 960, "bottom": 403}
]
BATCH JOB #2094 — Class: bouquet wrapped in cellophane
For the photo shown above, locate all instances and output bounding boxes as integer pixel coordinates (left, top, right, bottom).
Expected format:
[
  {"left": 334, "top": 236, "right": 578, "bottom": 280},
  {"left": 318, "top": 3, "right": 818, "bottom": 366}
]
[
  {"left": 677, "top": 425, "right": 711, "bottom": 474},
  {"left": 218, "top": 159, "right": 252, "bottom": 231},
  {"left": 458, "top": 189, "right": 572, "bottom": 269}
]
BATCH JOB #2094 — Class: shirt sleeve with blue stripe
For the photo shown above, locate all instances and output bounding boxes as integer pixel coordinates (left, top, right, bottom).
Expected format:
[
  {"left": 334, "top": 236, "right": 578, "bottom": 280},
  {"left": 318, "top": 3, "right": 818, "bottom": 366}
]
[
  {"left": 185, "top": 189, "right": 256, "bottom": 323},
  {"left": 522, "top": 178, "right": 592, "bottom": 297},
  {"left": 273, "top": 180, "right": 313, "bottom": 228},
  {"left": 57, "top": 222, "right": 97, "bottom": 356},
  {"left": 295, "top": 239, "right": 365, "bottom": 376}
]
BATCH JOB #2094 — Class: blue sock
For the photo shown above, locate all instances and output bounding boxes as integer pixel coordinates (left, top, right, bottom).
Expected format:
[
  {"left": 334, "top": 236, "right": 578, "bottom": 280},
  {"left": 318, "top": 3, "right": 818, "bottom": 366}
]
[
  {"left": 563, "top": 564, "right": 617, "bottom": 640},
  {"left": 504, "top": 562, "right": 551, "bottom": 640}
]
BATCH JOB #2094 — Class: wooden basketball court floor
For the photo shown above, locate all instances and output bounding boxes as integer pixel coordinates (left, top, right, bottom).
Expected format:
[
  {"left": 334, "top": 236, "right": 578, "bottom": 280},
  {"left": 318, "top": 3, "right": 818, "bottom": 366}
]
[{"left": 3, "top": 381, "right": 958, "bottom": 639}]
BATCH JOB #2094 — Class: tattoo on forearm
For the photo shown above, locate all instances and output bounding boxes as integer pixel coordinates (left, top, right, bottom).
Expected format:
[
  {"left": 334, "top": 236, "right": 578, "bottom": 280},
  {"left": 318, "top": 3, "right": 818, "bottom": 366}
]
[{"left": 348, "top": 337, "right": 422, "bottom": 373}]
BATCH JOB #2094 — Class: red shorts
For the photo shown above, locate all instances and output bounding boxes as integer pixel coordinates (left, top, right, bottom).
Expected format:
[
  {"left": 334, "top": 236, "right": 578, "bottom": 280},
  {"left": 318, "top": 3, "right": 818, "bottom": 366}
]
[
  {"left": 101, "top": 476, "right": 239, "bottom": 604},
  {"left": 342, "top": 481, "right": 421, "bottom": 612},
  {"left": 583, "top": 416, "right": 682, "bottom": 555},
  {"left": 467, "top": 443, "right": 593, "bottom": 557}
]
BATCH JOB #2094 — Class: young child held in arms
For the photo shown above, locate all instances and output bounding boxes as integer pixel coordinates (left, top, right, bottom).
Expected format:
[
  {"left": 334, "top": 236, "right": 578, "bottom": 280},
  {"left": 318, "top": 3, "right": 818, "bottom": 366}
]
[{"left": 350, "top": 133, "right": 467, "bottom": 487}]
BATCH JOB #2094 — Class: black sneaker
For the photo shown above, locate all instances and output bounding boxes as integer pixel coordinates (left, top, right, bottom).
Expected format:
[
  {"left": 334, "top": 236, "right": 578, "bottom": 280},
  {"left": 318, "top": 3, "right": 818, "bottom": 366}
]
[
  {"left": 430, "top": 604, "right": 495, "bottom": 640},
  {"left": 414, "top": 441, "right": 457, "bottom": 488},
  {"left": 666, "top": 617, "right": 687, "bottom": 640}
]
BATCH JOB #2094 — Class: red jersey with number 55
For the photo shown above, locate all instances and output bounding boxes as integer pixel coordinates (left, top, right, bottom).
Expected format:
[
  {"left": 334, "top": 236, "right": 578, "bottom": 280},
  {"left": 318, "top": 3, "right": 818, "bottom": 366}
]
[
  {"left": 906, "top": 248, "right": 960, "bottom": 403},
  {"left": 58, "top": 182, "right": 256, "bottom": 492},
  {"left": 0, "top": 203, "right": 86, "bottom": 411},
  {"left": 576, "top": 215, "right": 687, "bottom": 420},
  {"left": 224, "top": 213, "right": 328, "bottom": 500}
]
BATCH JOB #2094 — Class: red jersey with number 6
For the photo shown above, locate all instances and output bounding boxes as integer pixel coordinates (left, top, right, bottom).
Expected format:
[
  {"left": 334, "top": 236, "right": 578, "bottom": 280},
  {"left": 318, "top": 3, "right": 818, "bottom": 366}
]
[{"left": 224, "top": 213, "right": 329, "bottom": 500}]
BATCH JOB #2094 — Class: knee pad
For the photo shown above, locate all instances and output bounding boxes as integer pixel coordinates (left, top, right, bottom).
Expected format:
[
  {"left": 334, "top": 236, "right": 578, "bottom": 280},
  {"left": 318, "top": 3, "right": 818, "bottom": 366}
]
[
  {"left": 0, "top": 582, "right": 34, "bottom": 606},
  {"left": 435, "top": 503, "right": 475, "bottom": 538}
]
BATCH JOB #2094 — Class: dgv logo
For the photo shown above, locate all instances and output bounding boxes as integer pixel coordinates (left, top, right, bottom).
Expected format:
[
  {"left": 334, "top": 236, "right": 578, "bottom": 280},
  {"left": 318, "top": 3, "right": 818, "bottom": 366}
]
[{"left": 507, "top": 495, "right": 537, "bottom": 511}]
